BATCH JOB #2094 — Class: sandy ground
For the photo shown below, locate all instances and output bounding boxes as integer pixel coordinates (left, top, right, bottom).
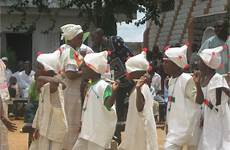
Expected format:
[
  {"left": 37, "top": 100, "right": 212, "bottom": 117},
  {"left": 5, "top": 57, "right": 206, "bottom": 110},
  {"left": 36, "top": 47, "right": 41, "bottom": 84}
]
[
  {"left": 8, "top": 120, "right": 28, "bottom": 150},
  {"left": 8, "top": 120, "right": 167, "bottom": 150}
]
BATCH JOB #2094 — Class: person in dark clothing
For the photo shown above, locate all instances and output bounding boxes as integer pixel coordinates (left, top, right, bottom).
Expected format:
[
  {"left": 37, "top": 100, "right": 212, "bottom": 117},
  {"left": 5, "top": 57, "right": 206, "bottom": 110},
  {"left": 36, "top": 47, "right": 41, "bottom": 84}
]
[{"left": 90, "top": 28, "right": 134, "bottom": 144}]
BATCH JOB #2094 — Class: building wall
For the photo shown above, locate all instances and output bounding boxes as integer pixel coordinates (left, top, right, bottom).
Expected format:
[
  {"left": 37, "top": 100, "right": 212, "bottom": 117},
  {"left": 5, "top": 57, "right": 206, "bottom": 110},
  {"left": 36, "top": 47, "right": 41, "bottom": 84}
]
[
  {"left": 0, "top": 6, "right": 95, "bottom": 65},
  {"left": 148, "top": 0, "right": 228, "bottom": 50}
]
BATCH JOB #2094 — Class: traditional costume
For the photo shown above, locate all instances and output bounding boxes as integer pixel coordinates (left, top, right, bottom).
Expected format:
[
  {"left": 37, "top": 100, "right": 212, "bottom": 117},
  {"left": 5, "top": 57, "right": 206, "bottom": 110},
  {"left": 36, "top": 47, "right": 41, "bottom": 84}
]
[
  {"left": 0, "top": 59, "right": 10, "bottom": 150},
  {"left": 197, "top": 46, "right": 230, "bottom": 150},
  {"left": 1, "top": 57, "right": 12, "bottom": 83},
  {"left": 199, "top": 35, "right": 229, "bottom": 74},
  {"left": 29, "top": 52, "right": 67, "bottom": 150},
  {"left": 164, "top": 45, "right": 201, "bottom": 150},
  {"left": 59, "top": 24, "right": 84, "bottom": 149},
  {"left": 119, "top": 51, "right": 158, "bottom": 150},
  {"left": 73, "top": 51, "right": 117, "bottom": 150}
]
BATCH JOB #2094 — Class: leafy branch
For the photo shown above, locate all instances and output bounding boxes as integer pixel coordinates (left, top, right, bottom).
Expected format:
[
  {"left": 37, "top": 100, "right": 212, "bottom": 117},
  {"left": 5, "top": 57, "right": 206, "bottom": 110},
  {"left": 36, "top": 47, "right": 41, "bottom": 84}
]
[{"left": 7, "top": 0, "right": 160, "bottom": 35}]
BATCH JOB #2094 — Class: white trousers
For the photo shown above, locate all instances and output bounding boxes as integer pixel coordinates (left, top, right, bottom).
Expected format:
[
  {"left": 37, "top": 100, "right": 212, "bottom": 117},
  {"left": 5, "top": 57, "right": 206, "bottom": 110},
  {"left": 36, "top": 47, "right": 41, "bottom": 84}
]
[
  {"left": 72, "top": 138, "right": 104, "bottom": 150},
  {"left": 29, "top": 136, "right": 63, "bottom": 150},
  {"left": 164, "top": 141, "right": 197, "bottom": 150},
  {"left": 0, "top": 120, "right": 9, "bottom": 150}
]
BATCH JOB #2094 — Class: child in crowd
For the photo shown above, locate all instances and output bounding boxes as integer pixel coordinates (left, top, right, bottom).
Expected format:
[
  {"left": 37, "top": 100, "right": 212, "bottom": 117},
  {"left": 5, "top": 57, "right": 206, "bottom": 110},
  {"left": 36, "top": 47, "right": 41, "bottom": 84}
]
[
  {"left": 30, "top": 51, "right": 67, "bottom": 150},
  {"left": 163, "top": 44, "right": 202, "bottom": 150},
  {"left": 194, "top": 46, "right": 230, "bottom": 150},
  {"left": 72, "top": 51, "right": 118, "bottom": 150},
  {"left": 119, "top": 50, "right": 158, "bottom": 150}
]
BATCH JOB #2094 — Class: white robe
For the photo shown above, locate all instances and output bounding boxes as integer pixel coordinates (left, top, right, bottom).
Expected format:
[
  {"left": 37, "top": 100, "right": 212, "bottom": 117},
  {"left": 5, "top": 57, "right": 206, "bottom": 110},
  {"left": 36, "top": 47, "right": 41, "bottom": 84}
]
[
  {"left": 73, "top": 80, "right": 117, "bottom": 150},
  {"left": 165, "top": 73, "right": 201, "bottom": 148},
  {"left": 30, "top": 83, "right": 67, "bottom": 150},
  {"left": 119, "top": 84, "right": 158, "bottom": 150},
  {"left": 18, "top": 70, "right": 35, "bottom": 98},
  {"left": 198, "top": 73, "right": 230, "bottom": 150},
  {"left": 74, "top": 138, "right": 104, "bottom": 150},
  {"left": 0, "top": 60, "right": 10, "bottom": 150},
  {"left": 59, "top": 44, "right": 83, "bottom": 150},
  {"left": 0, "top": 120, "right": 8, "bottom": 150}
]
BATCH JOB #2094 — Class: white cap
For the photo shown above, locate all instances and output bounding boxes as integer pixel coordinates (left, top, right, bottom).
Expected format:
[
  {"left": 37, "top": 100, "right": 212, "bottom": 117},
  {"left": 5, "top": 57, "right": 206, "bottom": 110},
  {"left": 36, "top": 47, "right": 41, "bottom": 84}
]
[
  {"left": 61, "top": 24, "right": 83, "bottom": 41},
  {"left": 1, "top": 57, "right": 8, "bottom": 62},
  {"left": 84, "top": 51, "right": 109, "bottom": 74},
  {"left": 198, "top": 46, "right": 224, "bottom": 69},
  {"left": 125, "top": 51, "right": 149, "bottom": 73},
  {"left": 165, "top": 45, "right": 188, "bottom": 68},
  {"left": 37, "top": 50, "right": 61, "bottom": 73}
]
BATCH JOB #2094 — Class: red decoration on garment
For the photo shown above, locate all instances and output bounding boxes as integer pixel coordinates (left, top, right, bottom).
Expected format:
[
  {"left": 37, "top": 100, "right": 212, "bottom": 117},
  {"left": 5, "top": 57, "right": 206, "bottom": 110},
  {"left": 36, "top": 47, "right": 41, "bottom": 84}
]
[
  {"left": 107, "top": 50, "right": 112, "bottom": 56},
  {"left": 163, "top": 45, "right": 171, "bottom": 52},
  {"left": 203, "top": 99, "right": 209, "bottom": 105},
  {"left": 223, "top": 45, "right": 228, "bottom": 51},
  {"left": 143, "top": 47, "right": 148, "bottom": 52},
  {"left": 178, "top": 55, "right": 183, "bottom": 59},
  {"left": 74, "top": 51, "right": 82, "bottom": 65},
  {"left": 36, "top": 51, "right": 43, "bottom": 56},
  {"left": 184, "top": 64, "right": 190, "bottom": 70},
  {"left": 184, "top": 41, "right": 189, "bottom": 47},
  {"left": 168, "top": 96, "right": 172, "bottom": 102},
  {"left": 212, "top": 52, "right": 216, "bottom": 56}
]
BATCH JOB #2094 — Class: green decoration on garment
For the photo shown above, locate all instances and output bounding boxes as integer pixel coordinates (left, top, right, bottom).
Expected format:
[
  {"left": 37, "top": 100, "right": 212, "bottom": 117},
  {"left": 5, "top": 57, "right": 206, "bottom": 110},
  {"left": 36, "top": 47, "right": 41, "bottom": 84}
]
[{"left": 103, "top": 85, "right": 112, "bottom": 111}]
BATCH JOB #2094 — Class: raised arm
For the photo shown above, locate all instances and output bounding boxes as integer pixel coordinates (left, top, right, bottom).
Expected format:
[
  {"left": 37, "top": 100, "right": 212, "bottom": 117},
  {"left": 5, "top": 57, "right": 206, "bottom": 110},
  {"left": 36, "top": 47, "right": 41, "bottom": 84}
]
[
  {"left": 136, "top": 76, "right": 147, "bottom": 112},
  {"left": 36, "top": 76, "right": 66, "bottom": 93},
  {"left": 193, "top": 71, "right": 204, "bottom": 104},
  {"left": 104, "top": 81, "right": 119, "bottom": 109}
]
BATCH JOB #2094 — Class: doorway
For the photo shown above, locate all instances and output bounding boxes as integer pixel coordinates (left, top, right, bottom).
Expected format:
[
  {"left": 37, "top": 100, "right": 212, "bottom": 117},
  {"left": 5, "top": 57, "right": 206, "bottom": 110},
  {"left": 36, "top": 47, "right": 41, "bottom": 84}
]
[{"left": 5, "top": 33, "right": 32, "bottom": 72}]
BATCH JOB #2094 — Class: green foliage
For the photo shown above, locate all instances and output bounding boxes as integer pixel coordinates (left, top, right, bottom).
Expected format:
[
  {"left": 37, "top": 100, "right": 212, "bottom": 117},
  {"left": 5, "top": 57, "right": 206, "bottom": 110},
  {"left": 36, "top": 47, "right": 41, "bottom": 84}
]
[{"left": 7, "top": 0, "right": 160, "bottom": 36}]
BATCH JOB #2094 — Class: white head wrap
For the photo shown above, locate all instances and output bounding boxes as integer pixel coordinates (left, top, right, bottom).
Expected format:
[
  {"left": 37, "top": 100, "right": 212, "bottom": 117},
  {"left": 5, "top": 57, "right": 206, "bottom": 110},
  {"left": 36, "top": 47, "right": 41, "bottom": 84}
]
[
  {"left": 165, "top": 45, "right": 188, "bottom": 68},
  {"left": 198, "top": 46, "right": 224, "bottom": 69},
  {"left": 61, "top": 24, "right": 83, "bottom": 41},
  {"left": 37, "top": 50, "right": 61, "bottom": 73},
  {"left": 125, "top": 51, "right": 149, "bottom": 73},
  {"left": 1, "top": 57, "right": 8, "bottom": 62},
  {"left": 84, "top": 51, "right": 109, "bottom": 74}
]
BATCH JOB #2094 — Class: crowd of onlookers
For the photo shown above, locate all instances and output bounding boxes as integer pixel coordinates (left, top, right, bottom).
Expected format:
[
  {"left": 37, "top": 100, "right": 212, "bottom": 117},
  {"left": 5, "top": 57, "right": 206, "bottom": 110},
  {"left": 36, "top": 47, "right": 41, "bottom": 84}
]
[{"left": 1, "top": 57, "right": 35, "bottom": 118}]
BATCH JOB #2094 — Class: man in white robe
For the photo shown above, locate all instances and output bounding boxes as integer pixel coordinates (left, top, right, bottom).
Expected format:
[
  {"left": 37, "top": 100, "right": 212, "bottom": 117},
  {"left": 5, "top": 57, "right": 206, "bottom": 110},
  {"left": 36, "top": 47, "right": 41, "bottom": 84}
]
[
  {"left": 59, "top": 24, "right": 85, "bottom": 150},
  {"left": 0, "top": 59, "right": 17, "bottom": 150},
  {"left": 18, "top": 61, "right": 35, "bottom": 98}
]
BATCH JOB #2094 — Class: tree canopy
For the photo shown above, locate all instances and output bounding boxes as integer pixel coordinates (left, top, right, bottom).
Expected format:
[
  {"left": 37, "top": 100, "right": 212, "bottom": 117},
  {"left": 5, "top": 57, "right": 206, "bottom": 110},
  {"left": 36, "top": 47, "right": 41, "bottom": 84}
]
[{"left": 7, "top": 0, "right": 160, "bottom": 35}]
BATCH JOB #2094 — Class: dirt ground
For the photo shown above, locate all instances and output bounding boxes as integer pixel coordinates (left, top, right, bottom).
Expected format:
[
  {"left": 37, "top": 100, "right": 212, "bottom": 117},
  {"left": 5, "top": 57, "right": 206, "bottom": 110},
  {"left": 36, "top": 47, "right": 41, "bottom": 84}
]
[
  {"left": 8, "top": 120, "right": 28, "bottom": 150},
  {"left": 8, "top": 120, "right": 166, "bottom": 150}
]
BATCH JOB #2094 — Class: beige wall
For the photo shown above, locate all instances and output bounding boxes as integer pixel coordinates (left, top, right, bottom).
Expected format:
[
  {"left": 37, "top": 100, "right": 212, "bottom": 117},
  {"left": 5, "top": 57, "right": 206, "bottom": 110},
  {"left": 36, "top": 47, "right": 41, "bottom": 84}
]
[{"left": 0, "top": 7, "right": 96, "bottom": 65}]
